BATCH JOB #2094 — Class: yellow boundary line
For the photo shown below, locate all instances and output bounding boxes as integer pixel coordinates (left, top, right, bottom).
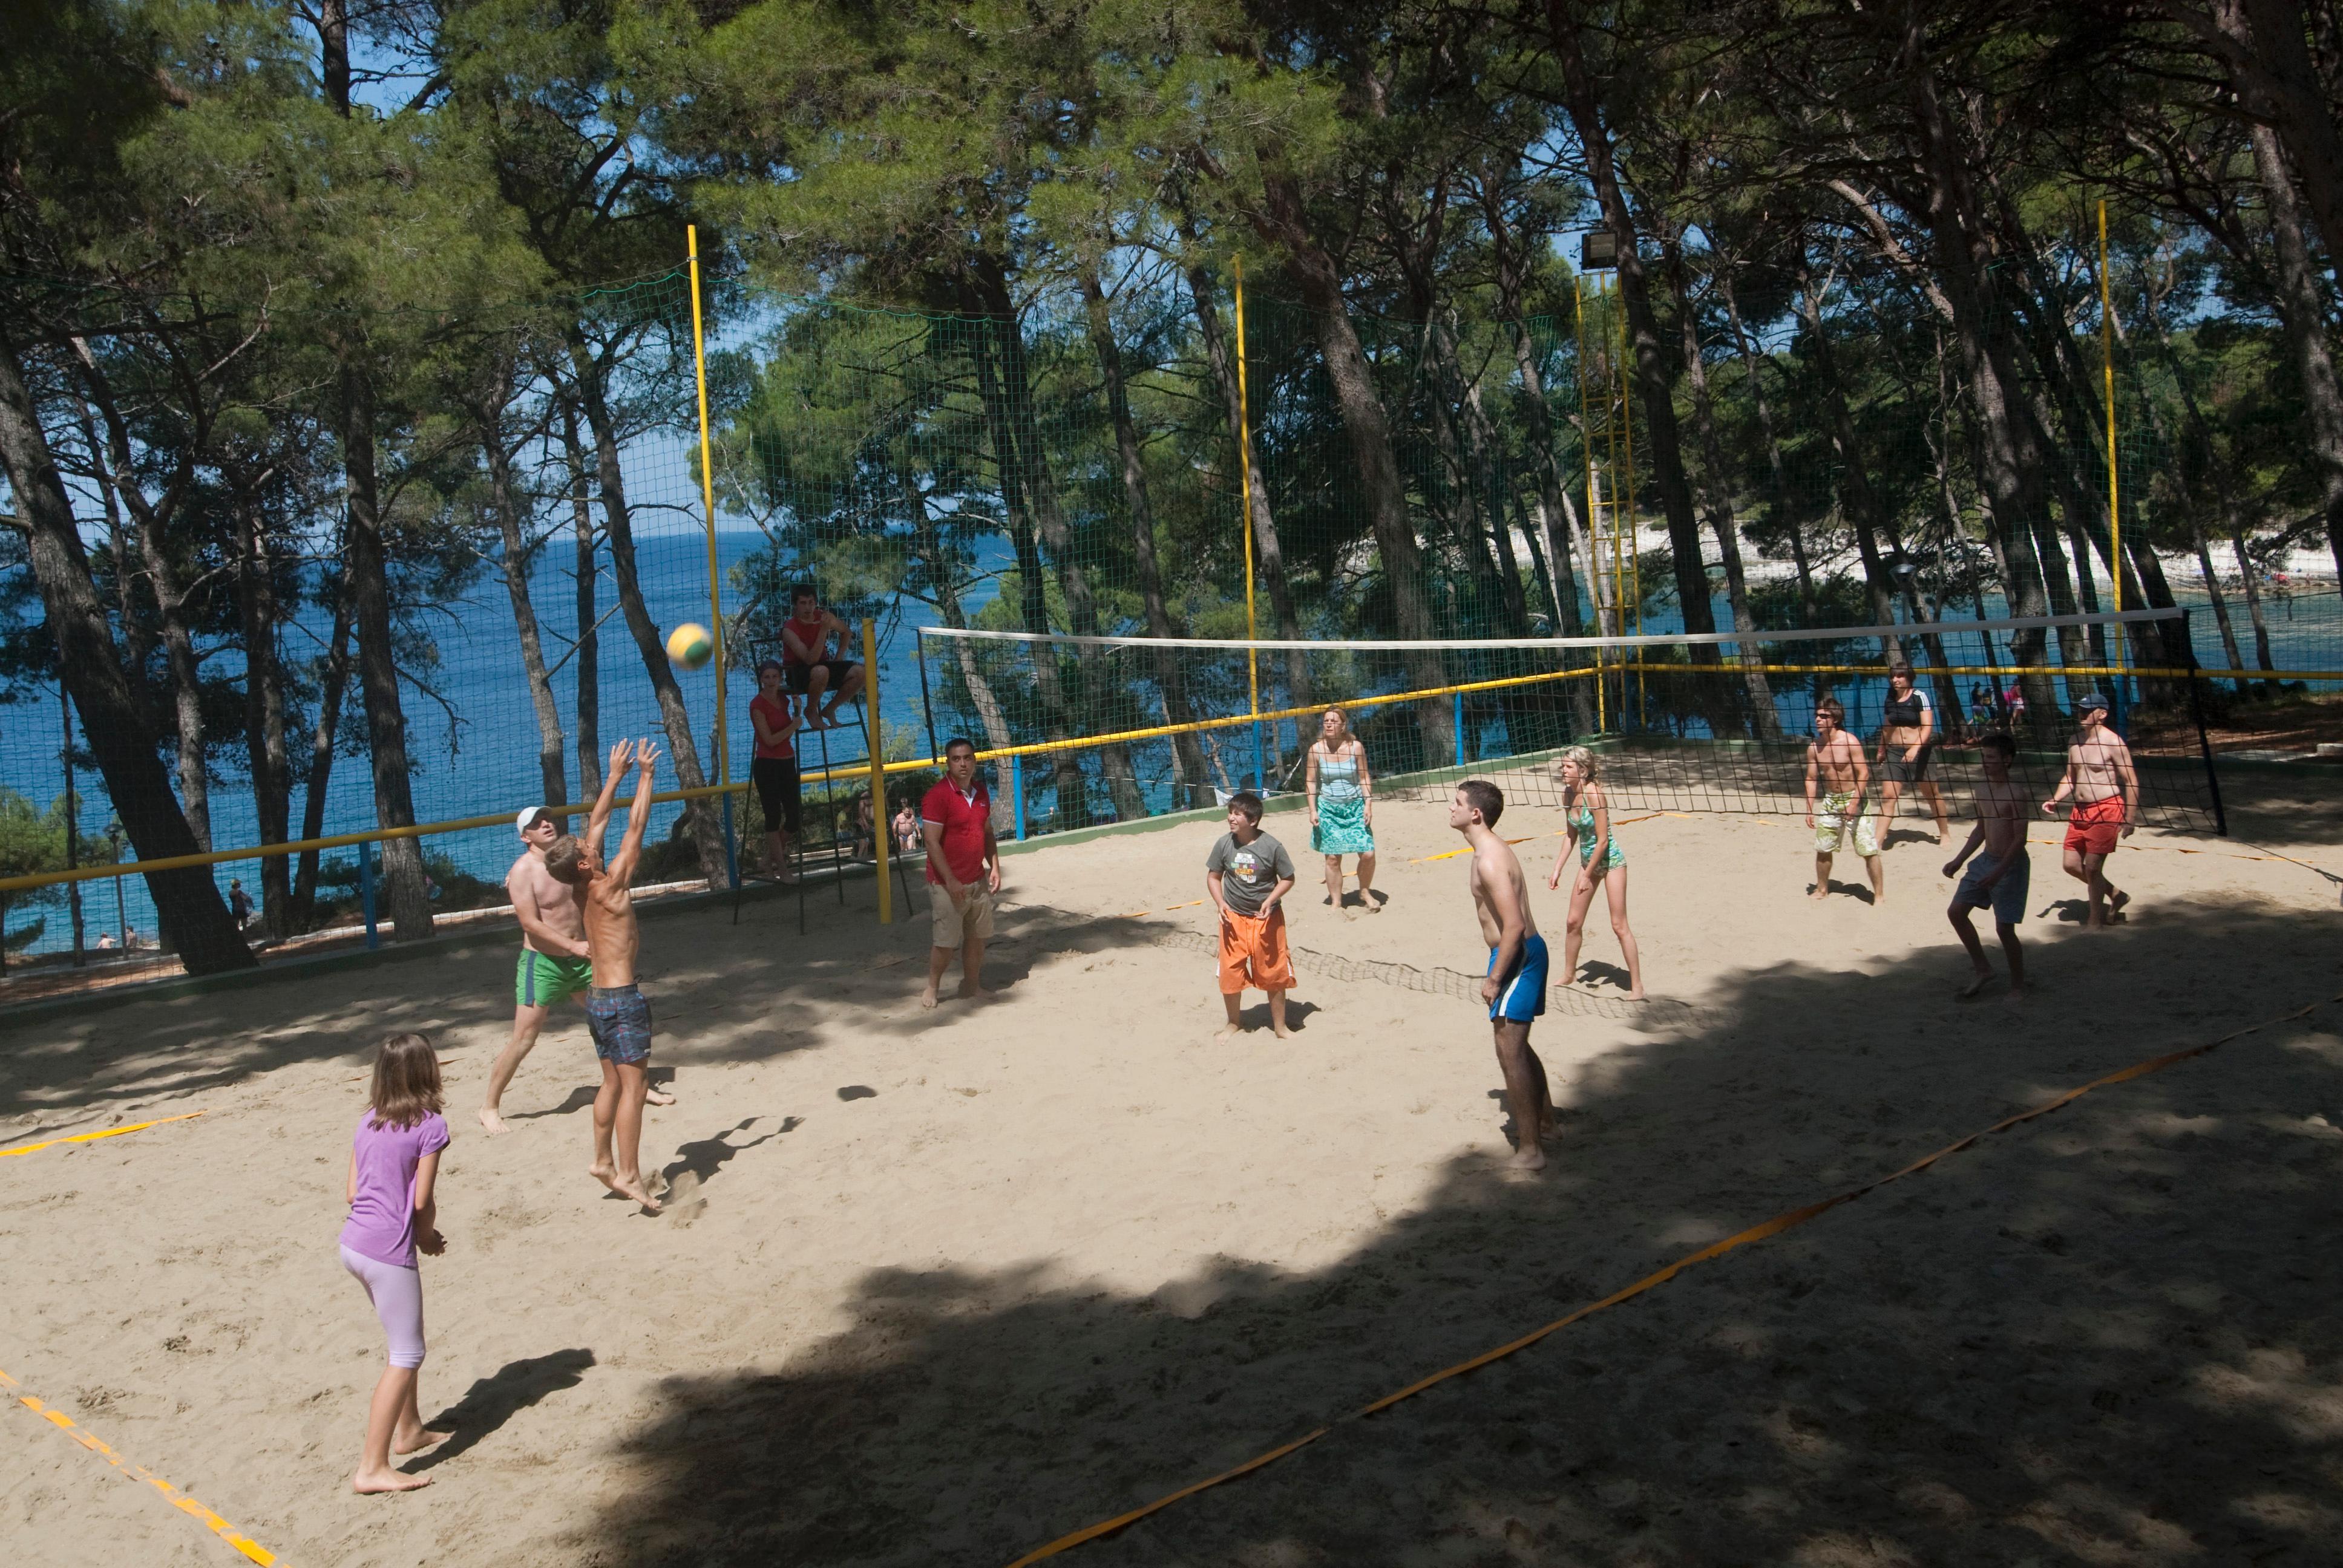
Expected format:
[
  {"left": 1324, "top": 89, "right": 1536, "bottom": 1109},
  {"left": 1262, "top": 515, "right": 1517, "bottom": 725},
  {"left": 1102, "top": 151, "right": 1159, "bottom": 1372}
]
[
  {"left": 0, "top": 1365, "right": 278, "bottom": 1564},
  {"left": 0, "top": 1111, "right": 205, "bottom": 1160},
  {"left": 1003, "top": 991, "right": 2343, "bottom": 1566}
]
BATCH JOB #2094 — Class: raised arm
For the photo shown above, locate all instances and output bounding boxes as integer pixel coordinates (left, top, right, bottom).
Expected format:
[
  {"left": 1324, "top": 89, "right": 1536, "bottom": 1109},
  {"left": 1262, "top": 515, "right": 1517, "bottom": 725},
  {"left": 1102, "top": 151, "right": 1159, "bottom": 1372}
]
[
  {"left": 606, "top": 740, "right": 660, "bottom": 884},
  {"left": 586, "top": 739, "right": 633, "bottom": 851}
]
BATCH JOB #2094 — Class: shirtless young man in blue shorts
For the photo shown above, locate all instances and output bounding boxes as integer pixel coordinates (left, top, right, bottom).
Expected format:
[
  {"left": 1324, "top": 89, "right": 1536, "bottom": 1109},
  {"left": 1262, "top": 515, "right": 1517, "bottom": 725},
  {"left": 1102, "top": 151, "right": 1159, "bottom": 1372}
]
[
  {"left": 1453, "top": 779, "right": 1553, "bottom": 1172},
  {"left": 1943, "top": 730, "right": 2031, "bottom": 999}
]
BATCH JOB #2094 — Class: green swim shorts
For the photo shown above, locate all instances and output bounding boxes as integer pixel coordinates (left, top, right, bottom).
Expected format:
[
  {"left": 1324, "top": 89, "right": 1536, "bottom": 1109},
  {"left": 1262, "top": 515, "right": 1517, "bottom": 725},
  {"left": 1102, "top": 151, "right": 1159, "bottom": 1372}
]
[{"left": 516, "top": 947, "right": 593, "bottom": 1008}]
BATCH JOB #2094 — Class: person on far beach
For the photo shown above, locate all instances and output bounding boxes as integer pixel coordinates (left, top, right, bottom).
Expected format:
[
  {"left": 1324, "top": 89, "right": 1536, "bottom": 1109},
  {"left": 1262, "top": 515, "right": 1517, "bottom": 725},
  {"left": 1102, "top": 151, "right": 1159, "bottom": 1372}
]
[
  {"left": 1943, "top": 730, "right": 2030, "bottom": 999},
  {"left": 1547, "top": 747, "right": 1644, "bottom": 1001},
  {"left": 1453, "top": 779, "right": 1551, "bottom": 1173},
  {"left": 545, "top": 740, "right": 668, "bottom": 1213},
  {"left": 892, "top": 799, "right": 920, "bottom": 857},
  {"left": 1805, "top": 697, "right": 1883, "bottom": 904},
  {"left": 1305, "top": 706, "right": 1378, "bottom": 917},
  {"left": 1207, "top": 790, "right": 1296, "bottom": 1039},
  {"left": 2043, "top": 692, "right": 2137, "bottom": 930},
  {"left": 339, "top": 1031, "right": 453, "bottom": 1494},
  {"left": 229, "top": 878, "right": 254, "bottom": 930}
]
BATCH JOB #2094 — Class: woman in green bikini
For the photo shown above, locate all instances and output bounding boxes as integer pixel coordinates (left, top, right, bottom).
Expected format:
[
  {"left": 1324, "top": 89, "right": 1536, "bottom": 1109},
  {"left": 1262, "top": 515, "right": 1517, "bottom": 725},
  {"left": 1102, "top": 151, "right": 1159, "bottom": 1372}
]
[
  {"left": 1546, "top": 746, "right": 1647, "bottom": 1000},
  {"left": 1305, "top": 707, "right": 1379, "bottom": 917}
]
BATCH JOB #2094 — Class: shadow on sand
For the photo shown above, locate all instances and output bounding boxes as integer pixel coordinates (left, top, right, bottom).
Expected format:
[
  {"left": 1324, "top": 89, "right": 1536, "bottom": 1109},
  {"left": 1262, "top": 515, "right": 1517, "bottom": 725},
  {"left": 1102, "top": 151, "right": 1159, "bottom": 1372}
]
[{"left": 580, "top": 890, "right": 2342, "bottom": 1566}]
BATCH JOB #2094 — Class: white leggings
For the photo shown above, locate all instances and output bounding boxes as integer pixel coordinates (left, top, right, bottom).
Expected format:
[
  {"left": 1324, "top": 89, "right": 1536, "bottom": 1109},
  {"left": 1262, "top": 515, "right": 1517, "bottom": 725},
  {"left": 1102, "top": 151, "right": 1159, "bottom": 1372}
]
[{"left": 339, "top": 1244, "right": 427, "bottom": 1369}]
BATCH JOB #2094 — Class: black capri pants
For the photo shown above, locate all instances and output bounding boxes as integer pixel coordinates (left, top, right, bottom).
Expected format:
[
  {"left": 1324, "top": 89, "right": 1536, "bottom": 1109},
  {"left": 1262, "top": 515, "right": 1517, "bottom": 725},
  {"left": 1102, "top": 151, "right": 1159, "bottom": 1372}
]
[{"left": 752, "top": 756, "right": 802, "bottom": 834}]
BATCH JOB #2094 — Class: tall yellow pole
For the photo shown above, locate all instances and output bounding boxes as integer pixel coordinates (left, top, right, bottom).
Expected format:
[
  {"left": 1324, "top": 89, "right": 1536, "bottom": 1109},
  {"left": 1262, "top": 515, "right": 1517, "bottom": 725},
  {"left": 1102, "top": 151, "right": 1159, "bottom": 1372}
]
[
  {"left": 1617, "top": 278, "right": 1644, "bottom": 722},
  {"left": 1578, "top": 273, "right": 1604, "bottom": 730},
  {"left": 686, "top": 227, "right": 729, "bottom": 805},
  {"left": 2099, "top": 200, "right": 2120, "bottom": 618},
  {"left": 863, "top": 616, "right": 889, "bottom": 924},
  {"left": 1233, "top": 256, "right": 1260, "bottom": 725}
]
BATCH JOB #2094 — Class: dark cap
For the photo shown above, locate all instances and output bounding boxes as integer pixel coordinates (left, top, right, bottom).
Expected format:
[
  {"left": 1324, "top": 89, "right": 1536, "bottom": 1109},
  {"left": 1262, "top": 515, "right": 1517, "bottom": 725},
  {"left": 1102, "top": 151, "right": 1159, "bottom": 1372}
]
[{"left": 2076, "top": 691, "right": 2111, "bottom": 713}]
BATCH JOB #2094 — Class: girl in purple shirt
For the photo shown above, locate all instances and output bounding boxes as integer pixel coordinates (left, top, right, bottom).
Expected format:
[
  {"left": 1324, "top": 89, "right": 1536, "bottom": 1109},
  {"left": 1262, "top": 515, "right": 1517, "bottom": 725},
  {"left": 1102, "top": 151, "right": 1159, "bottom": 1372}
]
[{"left": 339, "top": 1032, "right": 451, "bottom": 1492}]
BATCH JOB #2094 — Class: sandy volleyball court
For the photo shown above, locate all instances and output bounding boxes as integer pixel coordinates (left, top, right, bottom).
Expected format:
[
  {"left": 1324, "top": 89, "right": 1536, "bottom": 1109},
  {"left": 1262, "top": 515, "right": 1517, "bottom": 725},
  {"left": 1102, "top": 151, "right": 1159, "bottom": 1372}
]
[{"left": 4, "top": 770, "right": 2340, "bottom": 1567}]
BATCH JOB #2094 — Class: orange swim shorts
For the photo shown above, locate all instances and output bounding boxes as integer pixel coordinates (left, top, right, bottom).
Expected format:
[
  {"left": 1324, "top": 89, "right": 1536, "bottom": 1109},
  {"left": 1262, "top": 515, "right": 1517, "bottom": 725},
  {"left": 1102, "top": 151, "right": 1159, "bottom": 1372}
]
[
  {"left": 2063, "top": 794, "right": 2125, "bottom": 857},
  {"left": 1217, "top": 907, "right": 1295, "bottom": 994}
]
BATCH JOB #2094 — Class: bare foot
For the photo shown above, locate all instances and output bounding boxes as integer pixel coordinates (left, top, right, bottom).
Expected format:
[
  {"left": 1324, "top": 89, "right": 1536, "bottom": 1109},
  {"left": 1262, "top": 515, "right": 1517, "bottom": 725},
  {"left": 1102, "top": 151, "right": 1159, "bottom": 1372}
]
[
  {"left": 393, "top": 1426, "right": 452, "bottom": 1455},
  {"left": 2109, "top": 890, "right": 2131, "bottom": 918},
  {"left": 478, "top": 1106, "right": 510, "bottom": 1135},
  {"left": 2002, "top": 986, "right": 2028, "bottom": 1008},
  {"left": 1957, "top": 970, "right": 1994, "bottom": 999},
  {"left": 1363, "top": 895, "right": 1381, "bottom": 913},
  {"left": 352, "top": 1466, "right": 433, "bottom": 1494},
  {"left": 1627, "top": 988, "right": 1648, "bottom": 1002},
  {"left": 1507, "top": 1145, "right": 1547, "bottom": 1172},
  {"left": 1809, "top": 887, "right": 1829, "bottom": 901},
  {"left": 1212, "top": 1022, "right": 1244, "bottom": 1040},
  {"left": 645, "top": 1086, "right": 676, "bottom": 1107},
  {"left": 1271, "top": 1023, "right": 1293, "bottom": 1039},
  {"left": 956, "top": 981, "right": 991, "bottom": 1000},
  {"left": 610, "top": 1171, "right": 662, "bottom": 1213},
  {"left": 919, "top": 987, "right": 939, "bottom": 1010}
]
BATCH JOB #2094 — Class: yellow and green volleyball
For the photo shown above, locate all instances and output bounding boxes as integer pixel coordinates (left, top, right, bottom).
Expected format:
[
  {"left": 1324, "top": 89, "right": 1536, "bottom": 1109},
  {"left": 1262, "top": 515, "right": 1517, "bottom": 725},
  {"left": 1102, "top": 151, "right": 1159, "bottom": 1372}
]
[{"left": 664, "top": 622, "right": 714, "bottom": 670}]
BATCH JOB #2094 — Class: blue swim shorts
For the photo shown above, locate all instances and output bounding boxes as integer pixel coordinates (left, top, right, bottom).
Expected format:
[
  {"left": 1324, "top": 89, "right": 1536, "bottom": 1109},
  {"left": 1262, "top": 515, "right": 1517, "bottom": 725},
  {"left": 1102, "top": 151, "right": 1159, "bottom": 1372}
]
[
  {"left": 585, "top": 984, "right": 654, "bottom": 1066},
  {"left": 1486, "top": 933, "right": 1550, "bottom": 1024},
  {"left": 1954, "top": 850, "right": 2030, "bottom": 927}
]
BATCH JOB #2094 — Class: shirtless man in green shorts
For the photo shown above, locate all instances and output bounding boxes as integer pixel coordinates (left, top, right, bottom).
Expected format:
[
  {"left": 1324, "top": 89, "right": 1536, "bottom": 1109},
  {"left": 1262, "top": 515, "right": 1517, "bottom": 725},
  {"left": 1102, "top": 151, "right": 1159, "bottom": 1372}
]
[
  {"left": 480, "top": 804, "right": 672, "bottom": 1132},
  {"left": 1804, "top": 696, "right": 1883, "bottom": 904}
]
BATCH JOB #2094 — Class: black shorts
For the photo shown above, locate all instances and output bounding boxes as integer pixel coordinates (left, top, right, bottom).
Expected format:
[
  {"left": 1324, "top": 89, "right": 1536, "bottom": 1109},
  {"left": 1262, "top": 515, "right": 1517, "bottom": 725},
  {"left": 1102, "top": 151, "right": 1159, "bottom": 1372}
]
[
  {"left": 752, "top": 756, "right": 802, "bottom": 834},
  {"left": 785, "top": 659, "right": 858, "bottom": 694},
  {"left": 1880, "top": 743, "right": 1936, "bottom": 785}
]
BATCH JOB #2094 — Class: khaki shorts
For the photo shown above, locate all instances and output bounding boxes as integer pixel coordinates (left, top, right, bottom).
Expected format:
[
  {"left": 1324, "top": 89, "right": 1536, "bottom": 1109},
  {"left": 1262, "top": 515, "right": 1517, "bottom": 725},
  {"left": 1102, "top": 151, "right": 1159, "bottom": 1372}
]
[{"left": 928, "top": 880, "right": 995, "bottom": 950}]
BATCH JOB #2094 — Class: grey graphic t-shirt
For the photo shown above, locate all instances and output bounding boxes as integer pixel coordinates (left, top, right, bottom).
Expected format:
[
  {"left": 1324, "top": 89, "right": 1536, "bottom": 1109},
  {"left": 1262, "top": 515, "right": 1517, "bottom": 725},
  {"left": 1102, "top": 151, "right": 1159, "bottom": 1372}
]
[{"left": 1207, "top": 830, "right": 1296, "bottom": 916}]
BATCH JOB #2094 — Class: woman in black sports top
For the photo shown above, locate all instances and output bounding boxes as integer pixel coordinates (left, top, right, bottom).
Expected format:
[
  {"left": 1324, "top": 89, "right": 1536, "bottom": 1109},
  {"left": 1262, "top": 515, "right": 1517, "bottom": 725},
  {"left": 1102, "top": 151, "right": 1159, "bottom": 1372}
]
[{"left": 1873, "top": 660, "right": 1953, "bottom": 844}]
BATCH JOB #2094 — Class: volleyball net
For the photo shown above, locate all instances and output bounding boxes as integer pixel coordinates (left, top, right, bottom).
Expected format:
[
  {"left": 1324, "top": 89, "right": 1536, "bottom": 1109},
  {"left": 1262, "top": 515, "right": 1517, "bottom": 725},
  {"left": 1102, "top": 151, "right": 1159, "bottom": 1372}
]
[{"left": 910, "top": 608, "right": 2225, "bottom": 837}]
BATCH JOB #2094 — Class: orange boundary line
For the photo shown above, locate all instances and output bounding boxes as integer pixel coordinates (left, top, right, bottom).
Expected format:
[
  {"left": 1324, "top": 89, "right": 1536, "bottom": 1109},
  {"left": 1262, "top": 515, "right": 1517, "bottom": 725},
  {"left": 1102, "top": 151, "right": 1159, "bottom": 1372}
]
[
  {"left": 0, "top": 1111, "right": 205, "bottom": 1160},
  {"left": 0, "top": 1365, "right": 278, "bottom": 1564},
  {"left": 1003, "top": 990, "right": 2343, "bottom": 1566}
]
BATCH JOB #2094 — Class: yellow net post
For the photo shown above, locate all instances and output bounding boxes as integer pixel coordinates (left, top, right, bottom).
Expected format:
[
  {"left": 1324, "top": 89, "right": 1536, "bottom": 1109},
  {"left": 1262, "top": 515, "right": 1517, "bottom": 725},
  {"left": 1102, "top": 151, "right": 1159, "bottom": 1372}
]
[
  {"left": 863, "top": 616, "right": 889, "bottom": 924},
  {"left": 687, "top": 225, "right": 734, "bottom": 885},
  {"left": 1233, "top": 255, "right": 1263, "bottom": 786},
  {"left": 2098, "top": 198, "right": 2129, "bottom": 717}
]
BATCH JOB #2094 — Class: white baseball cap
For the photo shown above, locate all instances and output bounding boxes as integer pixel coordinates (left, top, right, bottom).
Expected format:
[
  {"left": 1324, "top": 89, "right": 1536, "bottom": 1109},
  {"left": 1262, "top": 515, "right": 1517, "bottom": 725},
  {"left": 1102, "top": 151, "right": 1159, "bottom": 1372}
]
[{"left": 516, "top": 806, "right": 553, "bottom": 835}]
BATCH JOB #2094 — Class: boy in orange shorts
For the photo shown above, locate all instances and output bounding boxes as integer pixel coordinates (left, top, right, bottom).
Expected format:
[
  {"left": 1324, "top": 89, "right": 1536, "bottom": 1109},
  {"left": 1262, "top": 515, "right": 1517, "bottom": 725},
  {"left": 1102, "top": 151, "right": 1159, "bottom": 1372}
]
[
  {"left": 1207, "top": 790, "right": 1297, "bottom": 1039},
  {"left": 2042, "top": 692, "right": 2137, "bottom": 929}
]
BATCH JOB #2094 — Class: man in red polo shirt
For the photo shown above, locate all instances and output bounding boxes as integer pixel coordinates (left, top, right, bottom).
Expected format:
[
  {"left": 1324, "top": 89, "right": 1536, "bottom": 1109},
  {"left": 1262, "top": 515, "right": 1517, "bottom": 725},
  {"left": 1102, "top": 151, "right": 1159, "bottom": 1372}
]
[{"left": 920, "top": 736, "right": 1002, "bottom": 1008}]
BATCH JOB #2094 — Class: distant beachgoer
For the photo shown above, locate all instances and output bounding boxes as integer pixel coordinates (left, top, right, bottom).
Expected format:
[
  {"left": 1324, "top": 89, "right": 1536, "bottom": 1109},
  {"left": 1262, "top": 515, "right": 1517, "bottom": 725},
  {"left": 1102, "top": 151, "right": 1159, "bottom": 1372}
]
[
  {"left": 1305, "top": 706, "right": 1378, "bottom": 917},
  {"left": 891, "top": 800, "right": 920, "bottom": 856},
  {"left": 229, "top": 878, "right": 254, "bottom": 929},
  {"left": 920, "top": 739, "right": 1001, "bottom": 1009},
  {"left": 339, "top": 1031, "right": 452, "bottom": 1494}
]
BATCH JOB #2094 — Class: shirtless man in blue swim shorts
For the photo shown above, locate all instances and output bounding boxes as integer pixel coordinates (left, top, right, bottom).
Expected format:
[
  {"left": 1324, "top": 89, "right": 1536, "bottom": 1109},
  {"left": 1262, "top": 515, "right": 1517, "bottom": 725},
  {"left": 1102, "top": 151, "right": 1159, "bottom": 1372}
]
[
  {"left": 545, "top": 739, "right": 666, "bottom": 1214},
  {"left": 1453, "top": 779, "right": 1552, "bottom": 1172},
  {"left": 1944, "top": 730, "right": 2031, "bottom": 999}
]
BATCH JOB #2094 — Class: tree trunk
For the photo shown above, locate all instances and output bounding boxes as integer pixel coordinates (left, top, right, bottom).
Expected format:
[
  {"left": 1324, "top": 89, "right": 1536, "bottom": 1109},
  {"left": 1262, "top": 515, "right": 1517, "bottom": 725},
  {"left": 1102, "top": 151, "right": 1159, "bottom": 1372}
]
[
  {"left": 232, "top": 492, "right": 292, "bottom": 943},
  {"left": 2249, "top": 122, "right": 2343, "bottom": 591},
  {"left": 971, "top": 258, "right": 1145, "bottom": 823},
  {"left": 1795, "top": 269, "right": 1903, "bottom": 633},
  {"left": 1718, "top": 263, "right": 1817, "bottom": 624},
  {"left": 73, "top": 393, "right": 156, "bottom": 727},
  {"left": 0, "top": 336, "right": 251, "bottom": 973},
  {"left": 1247, "top": 163, "right": 1451, "bottom": 761},
  {"left": 485, "top": 419, "right": 568, "bottom": 807},
  {"left": 292, "top": 555, "right": 352, "bottom": 928},
  {"left": 1545, "top": 1, "right": 1725, "bottom": 672},
  {"left": 1896, "top": 17, "right": 2060, "bottom": 728},
  {"left": 1080, "top": 269, "right": 1215, "bottom": 809},
  {"left": 567, "top": 333, "right": 727, "bottom": 883},
  {"left": 563, "top": 402, "right": 603, "bottom": 802},
  {"left": 1666, "top": 233, "right": 1781, "bottom": 739},
  {"left": 338, "top": 351, "right": 435, "bottom": 938},
  {"left": 968, "top": 308, "right": 1087, "bottom": 827},
  {"left": 1188, "top": 258, "right": 1312, "bottom": 707},
  {"left": 2184, "top": 0, "right": 2343, "bottom": 273}
]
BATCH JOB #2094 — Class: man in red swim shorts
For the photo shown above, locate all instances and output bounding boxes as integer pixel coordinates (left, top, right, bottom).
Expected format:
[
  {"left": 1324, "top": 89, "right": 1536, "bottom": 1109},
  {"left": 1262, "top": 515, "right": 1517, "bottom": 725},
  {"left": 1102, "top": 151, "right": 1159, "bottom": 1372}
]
[{"left": 2042, "top": 693, "right": 2137, "bottom": 930}]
